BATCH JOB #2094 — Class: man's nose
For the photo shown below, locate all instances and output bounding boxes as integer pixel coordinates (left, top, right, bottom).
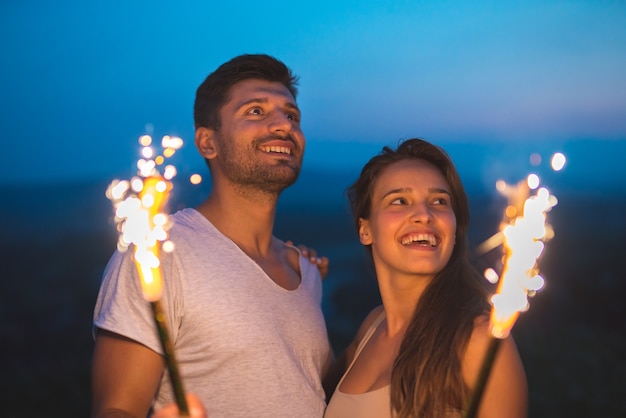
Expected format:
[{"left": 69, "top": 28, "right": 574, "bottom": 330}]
[{"left": 268, "top": 111, "right": 293, "bottom": 133}]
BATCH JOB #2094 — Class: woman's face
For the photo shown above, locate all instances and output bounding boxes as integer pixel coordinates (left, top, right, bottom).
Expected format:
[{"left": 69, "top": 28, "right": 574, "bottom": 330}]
[{"left": 359, "top": 159, "right": 457, "bottom": 282}]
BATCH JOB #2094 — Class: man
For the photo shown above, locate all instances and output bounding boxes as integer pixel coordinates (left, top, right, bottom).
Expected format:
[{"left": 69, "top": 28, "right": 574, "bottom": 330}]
[{"left": 92, "top": 54, "right": 331, "bottom": 418}]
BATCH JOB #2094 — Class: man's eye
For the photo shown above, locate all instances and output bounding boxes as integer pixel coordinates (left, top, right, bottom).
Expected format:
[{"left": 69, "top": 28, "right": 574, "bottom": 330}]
[
  {"left": 287, "top": 112, "right": 299, "bottom": 121},
  {"left": 248, "top": 108, "right": 263, "bottom": 115},
  {"left": 390, "top": 198, "right": 406, "bottom": 205}
]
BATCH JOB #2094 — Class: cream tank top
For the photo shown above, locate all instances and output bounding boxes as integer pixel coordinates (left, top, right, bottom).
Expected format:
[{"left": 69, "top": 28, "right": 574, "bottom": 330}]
[{"left": 324, "top": 311, "right": 391, "bottom": 418}]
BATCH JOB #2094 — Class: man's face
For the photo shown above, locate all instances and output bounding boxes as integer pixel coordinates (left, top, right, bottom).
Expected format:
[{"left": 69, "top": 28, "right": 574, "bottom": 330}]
[{"left": 211, "top": 78, "right": 305, "bottom": 194}]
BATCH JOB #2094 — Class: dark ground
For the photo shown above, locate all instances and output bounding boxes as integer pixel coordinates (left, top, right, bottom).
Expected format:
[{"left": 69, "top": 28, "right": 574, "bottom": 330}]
[{"left": 1, "top": 173, "right": 625, "bottom": 417}]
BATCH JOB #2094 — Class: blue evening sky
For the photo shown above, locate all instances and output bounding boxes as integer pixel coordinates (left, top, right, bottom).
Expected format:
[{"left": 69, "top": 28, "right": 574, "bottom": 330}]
[{"left": 1, "top": 0, "right": 625, "bottom": 186}]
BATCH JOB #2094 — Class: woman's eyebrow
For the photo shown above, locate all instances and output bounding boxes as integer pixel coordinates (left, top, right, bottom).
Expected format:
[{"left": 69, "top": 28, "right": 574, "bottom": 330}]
[
  {"left": 381, "top": 187, "right": 411, "bottom": 199},
  {"left": 429, "top": 187, "right": 451, "bottom": 195}
]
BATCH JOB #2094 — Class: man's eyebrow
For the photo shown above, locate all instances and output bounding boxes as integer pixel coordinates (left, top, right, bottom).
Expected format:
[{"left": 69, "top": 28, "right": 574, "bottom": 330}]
[
  {"left": 234, "top": 97, "right": 300, "bottom": 113},
  {"left": 234, "top": 97, "right": 268, "bottom": 111},
  {"left": 284, "top": 102, "right": 300, "bottom": 112}
]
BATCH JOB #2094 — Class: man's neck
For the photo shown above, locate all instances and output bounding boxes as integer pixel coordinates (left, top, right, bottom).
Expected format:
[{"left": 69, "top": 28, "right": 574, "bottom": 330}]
[{"left": 196, "top": 187, "right": 279, "bottom": 259}]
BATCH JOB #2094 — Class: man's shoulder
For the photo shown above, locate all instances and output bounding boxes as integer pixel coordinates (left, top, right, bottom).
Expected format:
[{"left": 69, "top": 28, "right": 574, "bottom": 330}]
[{"left": 169, "top": 208, "right": 215, "bottom": 236}]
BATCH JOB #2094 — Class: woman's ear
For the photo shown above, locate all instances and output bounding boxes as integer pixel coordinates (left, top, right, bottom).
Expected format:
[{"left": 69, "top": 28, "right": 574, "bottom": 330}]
[
  {"left": 195, "top": 127, "right": 218, "bottom": 160},
  {"left": 358, "top": 218, "right": 372, "bottom": 245}
]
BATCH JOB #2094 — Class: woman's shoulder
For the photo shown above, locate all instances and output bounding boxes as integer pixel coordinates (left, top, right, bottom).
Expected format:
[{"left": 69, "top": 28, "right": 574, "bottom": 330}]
[
  {"left": 345, "top": 305, "right": 385, "bottom": 361},
  {"left": 464, "top": 315, "right": 522, "bottom": 360},
  {"left": 358, "top": 306, "right": 385, "bottom": 337},
  {"left": 461, "top": 316, "right": 528, "bottom": 418},
  {"left": 464, "top": 315, "right": 498, "bottom": 366}
]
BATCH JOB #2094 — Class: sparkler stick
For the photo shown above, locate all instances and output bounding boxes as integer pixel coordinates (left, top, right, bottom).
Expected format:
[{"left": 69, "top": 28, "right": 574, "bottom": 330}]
[
  {"left": 107, "top": 134, "right": 189, "bottom": 416},
  {"left": 463, "top": 154, "right": 563, "bottom": 418},
  {"left": 463, "top": 336, "right": 502, "bottom": 418}
]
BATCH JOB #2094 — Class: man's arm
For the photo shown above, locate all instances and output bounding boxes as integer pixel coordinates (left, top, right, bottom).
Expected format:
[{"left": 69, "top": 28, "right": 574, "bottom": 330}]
[{"left": 91, "top": 329, "right": 166, "bottom": 418}]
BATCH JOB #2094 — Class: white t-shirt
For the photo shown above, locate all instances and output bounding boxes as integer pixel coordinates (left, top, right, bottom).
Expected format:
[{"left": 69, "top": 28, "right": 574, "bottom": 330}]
[{"left": 94, "top": 208, "right": 330, "bottom": 417}]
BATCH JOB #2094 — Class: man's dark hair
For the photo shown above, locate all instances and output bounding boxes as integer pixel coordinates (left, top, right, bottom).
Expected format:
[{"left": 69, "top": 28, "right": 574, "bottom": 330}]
[{"left": 194, "top": 54, "right": 299, "bottom": 131}]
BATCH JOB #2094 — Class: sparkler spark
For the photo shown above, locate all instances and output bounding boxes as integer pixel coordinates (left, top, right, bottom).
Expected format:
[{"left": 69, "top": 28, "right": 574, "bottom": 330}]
[
  {"left": 489, "top": 182, "right": 557, "bottom": 338},
  {"left": 105, "top": 134, "right": 189, "bottom": 415},
  {"left": 106, "top": 135, "right": 182, "bottom": 298},
  {"left": 464, "top": 152, "right": 563, "bottom": 418}
]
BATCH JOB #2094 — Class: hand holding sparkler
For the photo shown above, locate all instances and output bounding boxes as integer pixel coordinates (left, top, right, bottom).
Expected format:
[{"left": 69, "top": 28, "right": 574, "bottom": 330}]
[{"left": 152, "top": 393, "right": 208, "bottom": 418}]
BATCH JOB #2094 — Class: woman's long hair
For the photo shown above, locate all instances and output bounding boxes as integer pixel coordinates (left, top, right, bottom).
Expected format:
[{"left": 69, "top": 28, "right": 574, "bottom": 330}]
[{"left": 347, "top": 138, "right": 492, "bottom": 417}]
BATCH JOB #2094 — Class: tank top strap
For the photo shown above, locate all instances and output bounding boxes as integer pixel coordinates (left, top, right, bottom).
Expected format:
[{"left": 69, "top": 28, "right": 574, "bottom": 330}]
[{"left": 336, "top": 310, "right": 387, "bottom": 387}]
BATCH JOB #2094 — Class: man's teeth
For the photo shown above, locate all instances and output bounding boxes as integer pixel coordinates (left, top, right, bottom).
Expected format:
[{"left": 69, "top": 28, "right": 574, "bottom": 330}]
[
  {"left": 401, "top": 234, "right": 437, "bottom": 247},
  {"left": 260, "top": 146, "right": 292, "bottom": 155}
]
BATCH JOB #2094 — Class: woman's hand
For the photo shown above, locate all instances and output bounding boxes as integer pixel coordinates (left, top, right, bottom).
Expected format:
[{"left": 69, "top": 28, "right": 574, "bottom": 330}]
[{"left": 286, "top": 241, "right": 329, "bottom": 279}]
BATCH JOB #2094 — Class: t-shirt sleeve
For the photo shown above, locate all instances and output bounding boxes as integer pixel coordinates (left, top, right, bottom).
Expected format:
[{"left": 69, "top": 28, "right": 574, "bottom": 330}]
[
  {"left": 300, "top": 253, "right": 324, "bottom": 305},
  {"left": 93, "top": 248, "right": 165, "bottom": 355}
]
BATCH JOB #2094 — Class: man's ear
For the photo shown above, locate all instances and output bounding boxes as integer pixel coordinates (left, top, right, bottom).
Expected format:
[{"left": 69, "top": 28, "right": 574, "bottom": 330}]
[
  {"left": 358, "top": 218, "right": 372, "bottom": 245},
  {"left": 195, "top": 127, "right": 218, "bottom": 160}
]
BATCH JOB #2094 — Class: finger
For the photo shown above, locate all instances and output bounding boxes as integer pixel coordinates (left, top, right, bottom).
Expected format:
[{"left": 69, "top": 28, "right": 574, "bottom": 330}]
[
  {"left": 186, "top": 393, "right": 209, "bottom": 418},
  {"left": 152, "top": 394, "right": 208, "bottom": 418},
  {"left": 151, "top": 403, "right": 177, "bottom": 418},
  {"left": 296, "top": 244, "right": 310, "bottom": 258},
  {"left": 317, "top": 256, "right": 329, "bottom": 280}
]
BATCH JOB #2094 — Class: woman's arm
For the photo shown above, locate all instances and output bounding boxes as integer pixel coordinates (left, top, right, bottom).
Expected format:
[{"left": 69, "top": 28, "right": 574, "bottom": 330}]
[{"left": 462, "top": 319, "right": 528, "bottom": 418}]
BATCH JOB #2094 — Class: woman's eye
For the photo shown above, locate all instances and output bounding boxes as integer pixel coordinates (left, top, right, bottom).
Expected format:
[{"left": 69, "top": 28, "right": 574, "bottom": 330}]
[{"left": 432, "top": 197, "right": 449, "bottom": 205}]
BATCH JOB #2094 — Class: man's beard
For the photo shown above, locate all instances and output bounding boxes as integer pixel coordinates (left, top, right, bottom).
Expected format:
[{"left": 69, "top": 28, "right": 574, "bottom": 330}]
[{"left": 217, "top": 133, "right": 302, "bottom": 195}]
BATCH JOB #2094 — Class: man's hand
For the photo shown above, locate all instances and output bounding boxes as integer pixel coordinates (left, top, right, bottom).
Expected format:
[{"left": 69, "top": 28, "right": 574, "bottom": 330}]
[{"left": 151, "top": 394, "right": 208, "bottom": 418}]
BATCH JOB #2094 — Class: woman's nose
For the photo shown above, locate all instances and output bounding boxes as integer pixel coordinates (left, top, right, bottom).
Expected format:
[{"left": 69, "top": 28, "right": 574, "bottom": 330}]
[{"left": 410, "top": 203, "right": 431, "bottom": 224}]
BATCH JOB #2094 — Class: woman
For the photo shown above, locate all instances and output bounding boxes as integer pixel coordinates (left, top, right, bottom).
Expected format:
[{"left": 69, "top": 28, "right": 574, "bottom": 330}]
[{"left": 324, "top": 138, "right": 527, "bottom": 418}]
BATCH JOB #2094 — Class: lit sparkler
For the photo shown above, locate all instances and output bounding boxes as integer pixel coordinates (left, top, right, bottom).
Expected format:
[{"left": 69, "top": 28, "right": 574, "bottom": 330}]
[
  {"left": 106, "top": 134, "right": 189, "bottom": 416},
  {"left": 463, "top": 152, "right": 564, "bottom": 418}
]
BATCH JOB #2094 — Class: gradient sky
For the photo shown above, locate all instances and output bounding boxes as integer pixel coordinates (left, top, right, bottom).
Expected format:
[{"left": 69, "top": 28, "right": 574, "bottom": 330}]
[{"left": 1, "top": 0, "right": 625, "bottom": 185}]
